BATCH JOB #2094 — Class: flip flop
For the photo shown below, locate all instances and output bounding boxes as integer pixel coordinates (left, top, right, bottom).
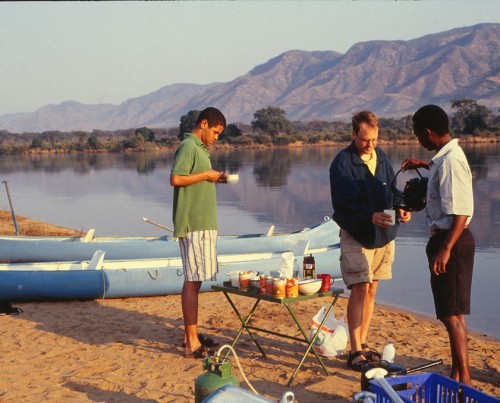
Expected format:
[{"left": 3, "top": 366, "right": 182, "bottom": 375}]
[
  {"left": 182, "top": 334, "right": 219, "bottom": 348},
  {"left": 184, "top": 345, "right": 213, "bottom": 359}
]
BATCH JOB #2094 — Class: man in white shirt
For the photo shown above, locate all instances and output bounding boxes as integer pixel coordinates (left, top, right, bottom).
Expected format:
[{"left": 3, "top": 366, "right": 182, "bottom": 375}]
[{"left": 402, "top": 104, "right": 475, "bottom": 385}]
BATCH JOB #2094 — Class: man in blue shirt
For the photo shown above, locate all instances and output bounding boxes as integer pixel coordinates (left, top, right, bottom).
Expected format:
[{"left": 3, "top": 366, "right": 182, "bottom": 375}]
[{"left": 330, "top": 111, "right": 411, "bottom": 371}]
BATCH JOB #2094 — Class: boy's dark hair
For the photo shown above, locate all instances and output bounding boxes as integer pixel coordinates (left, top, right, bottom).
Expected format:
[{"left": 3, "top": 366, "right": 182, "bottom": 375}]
[
  {"left": 196, "top": 107, "right": 226, "bottom": 128},
  {"left": 412, "top": 105, "right": 450, "bottom": 136},
  {"left": 352, "top": 111, "right": 379, "bottom": 134}
]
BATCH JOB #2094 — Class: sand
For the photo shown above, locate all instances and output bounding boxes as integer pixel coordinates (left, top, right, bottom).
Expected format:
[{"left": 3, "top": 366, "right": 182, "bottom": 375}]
[{"left": 1, "top": 212, "right": 499, "bottom": 402}]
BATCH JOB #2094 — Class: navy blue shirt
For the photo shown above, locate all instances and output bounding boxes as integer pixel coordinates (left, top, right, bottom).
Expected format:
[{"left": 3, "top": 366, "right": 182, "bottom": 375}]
[{"left": 329, "top": 142, "right": 401, "bottom": 248}]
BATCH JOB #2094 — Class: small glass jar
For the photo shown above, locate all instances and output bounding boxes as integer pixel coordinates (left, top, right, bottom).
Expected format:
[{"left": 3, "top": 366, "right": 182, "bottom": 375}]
[
  {"left": 273, "top": 278, "right": 286, "bottom": 299},
  {"left": 303, "top": 254, "right": 316, "bottom": 279},
  {"left": 265, "top": 275, "right": 274, "bottom": 295},
  {"left": 259, "top": 274, "right": 267, "bottom": 294},
  {"left": 239, "top": 271, "right": 251, "bottom": 291}
]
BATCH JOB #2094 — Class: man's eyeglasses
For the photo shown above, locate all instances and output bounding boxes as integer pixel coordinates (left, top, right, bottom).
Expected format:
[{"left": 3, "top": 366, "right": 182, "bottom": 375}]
[{"left": 355, "top": 134, "right": 378, "bottom": 146}]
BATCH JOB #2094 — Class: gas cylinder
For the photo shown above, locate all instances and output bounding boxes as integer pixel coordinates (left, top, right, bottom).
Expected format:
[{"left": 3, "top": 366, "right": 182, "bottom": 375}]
[{"left": 194, "top": 356, "right": 240, "bottom": 403}]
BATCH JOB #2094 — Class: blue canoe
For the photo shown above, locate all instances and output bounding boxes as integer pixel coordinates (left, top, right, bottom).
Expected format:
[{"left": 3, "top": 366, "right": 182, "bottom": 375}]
[
  {"left": 0, "top": 239, "right": 341, "bottom": 300},
  {"left": 0, "top": 217, "right": 340, "bottom": 263}
]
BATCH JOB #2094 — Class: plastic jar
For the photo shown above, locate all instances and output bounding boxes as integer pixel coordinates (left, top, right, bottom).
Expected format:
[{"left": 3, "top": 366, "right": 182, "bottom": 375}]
[{"left": 382, "top": 341, "right": 396, "bottom": 363}]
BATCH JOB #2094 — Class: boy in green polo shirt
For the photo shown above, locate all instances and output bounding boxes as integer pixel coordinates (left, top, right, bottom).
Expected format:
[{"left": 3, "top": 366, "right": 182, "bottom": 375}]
[{"left": 170, "top": 107, "right": 226, "bottom": 359}]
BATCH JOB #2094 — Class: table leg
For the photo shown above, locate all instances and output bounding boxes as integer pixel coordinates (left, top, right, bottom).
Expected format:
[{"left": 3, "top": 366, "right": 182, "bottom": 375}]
[
  {"left": 221, "top": 292, "right": 267, "bottom": 358},
  {"left": 285, "top": 294, "right": 340, "bottom": 386}
]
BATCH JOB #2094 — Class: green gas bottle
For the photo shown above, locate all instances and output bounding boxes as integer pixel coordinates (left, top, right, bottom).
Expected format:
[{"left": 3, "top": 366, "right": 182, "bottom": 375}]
[{"left": 195, "top": 356, "right": 240, "bottom": 403}]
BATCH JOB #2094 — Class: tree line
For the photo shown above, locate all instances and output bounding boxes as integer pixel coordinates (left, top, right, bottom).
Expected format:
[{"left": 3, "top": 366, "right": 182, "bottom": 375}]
[{"left": 0, "top": 99, "right": 498, "bottom": 155}]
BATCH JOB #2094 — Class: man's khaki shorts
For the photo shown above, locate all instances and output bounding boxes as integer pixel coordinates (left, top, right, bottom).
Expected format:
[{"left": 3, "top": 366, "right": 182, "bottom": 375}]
[{"left": 339, "top": 229, "right": 394, "bottom": 289}]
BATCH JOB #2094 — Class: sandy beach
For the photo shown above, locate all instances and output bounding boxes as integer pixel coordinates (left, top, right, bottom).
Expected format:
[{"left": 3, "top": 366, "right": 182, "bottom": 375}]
[{"left": 1, "top": 211, "right": 499, "bottom": 402}]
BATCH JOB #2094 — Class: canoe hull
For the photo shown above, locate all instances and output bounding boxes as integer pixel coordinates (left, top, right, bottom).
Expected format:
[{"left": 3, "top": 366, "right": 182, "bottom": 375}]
[
  {"left": 0, "top": 219, "right": 339, "bottom": 263},
  {"left": 0, "top": 245, "right": 341, "bottom": 301}
]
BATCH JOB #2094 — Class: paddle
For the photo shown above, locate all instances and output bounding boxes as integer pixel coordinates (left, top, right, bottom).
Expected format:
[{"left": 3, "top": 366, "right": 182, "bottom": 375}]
[
  {"left": 2, "top": 180, "right": 20, "bottom": 235},
  {"left": 142, "top": 217, "right": 174, "bottom": 233}
]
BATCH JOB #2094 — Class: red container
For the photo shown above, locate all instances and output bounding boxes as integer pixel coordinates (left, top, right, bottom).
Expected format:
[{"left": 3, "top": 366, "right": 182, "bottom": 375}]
[
  {"left": 317, "top": 274, "right": 334, "bottom": 292},
  {"left": 259, "top": 275, "right": 267, "bottom": 294},
  {"left": 285, "top": 278, "right": 299, "bottom": 298}
]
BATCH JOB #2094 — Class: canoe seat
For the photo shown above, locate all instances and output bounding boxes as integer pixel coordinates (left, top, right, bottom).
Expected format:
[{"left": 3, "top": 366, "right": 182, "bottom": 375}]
[
  {"left": 86, "top": 250, "right": 105, "bottom": 270},
  {"left": 82, "top": 229, "right": 95, "bottom": 242},
  {"left": 292, "top": 240, "right": 310, "bottom": 256}
]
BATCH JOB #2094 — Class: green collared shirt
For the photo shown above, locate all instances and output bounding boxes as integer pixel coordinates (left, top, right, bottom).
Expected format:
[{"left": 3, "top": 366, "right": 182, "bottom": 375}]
[{"left": 171, "top": 133, "right": 218, "bottom": 238}]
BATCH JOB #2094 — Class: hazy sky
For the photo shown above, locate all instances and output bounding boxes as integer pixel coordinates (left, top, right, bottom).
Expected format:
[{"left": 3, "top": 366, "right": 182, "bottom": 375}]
[{"left": 1, "top": 1, "right": 498, "bottom": 115}]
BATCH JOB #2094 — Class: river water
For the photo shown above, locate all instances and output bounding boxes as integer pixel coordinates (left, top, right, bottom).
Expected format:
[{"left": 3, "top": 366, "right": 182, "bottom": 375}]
[{"left": 1, "top": 143, "right": 499, "bottom": 339}]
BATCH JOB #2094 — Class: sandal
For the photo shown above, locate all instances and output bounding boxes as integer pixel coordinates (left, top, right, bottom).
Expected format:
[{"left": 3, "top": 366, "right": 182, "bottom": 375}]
[
  {"left": 347, "top": 350, "right": 370, "bottom": 372},
  {"left": 184, "top": 345, "right": 213, "bottom": 359},
  {"left": 199, "top": 334, "right": 220, "bottom": 348},
  {"left": 361, "top": 343, "right": 381, "bottom": 362},
  {"left": 182, "top": 334, "right": 219, "bottom": 348}
]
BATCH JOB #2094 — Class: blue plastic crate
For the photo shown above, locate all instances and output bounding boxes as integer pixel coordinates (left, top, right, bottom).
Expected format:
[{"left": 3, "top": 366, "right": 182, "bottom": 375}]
[{"left": 369, "top": 372, "right": 500, "bottom": 403}]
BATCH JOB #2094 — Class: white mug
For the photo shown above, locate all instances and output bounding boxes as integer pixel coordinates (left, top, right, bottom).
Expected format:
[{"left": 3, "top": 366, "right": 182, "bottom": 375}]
[
  {"left": 226, "top": 174, "right": 239, "bottom": 184},
  {"left": 383, "top": 209, "right": 396, "bottom": 226}
]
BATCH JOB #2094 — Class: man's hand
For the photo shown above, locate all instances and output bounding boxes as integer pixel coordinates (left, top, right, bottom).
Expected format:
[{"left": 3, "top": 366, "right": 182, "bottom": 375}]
[
  {"left": 401, "top": 158, "right": 429, "bottom": 171},
  {"left": 398, "top": 209, "right": 411, "bottom": 223},
  {"left": 430, "top": 248, "right": 451, "bottom": 276},
  {"left": 372, "top": 211, "right": 394, "bottom": 228}
]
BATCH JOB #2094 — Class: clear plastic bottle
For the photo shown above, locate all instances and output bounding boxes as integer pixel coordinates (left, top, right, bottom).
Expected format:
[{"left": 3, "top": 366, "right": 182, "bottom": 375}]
[{"left": 382, "top": 341, "right": 395, "bottom": 363}]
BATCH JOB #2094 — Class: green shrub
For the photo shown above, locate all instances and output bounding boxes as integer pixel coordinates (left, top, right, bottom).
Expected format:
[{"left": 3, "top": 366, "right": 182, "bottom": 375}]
[
  {"left": 307, "top": 134, "right": 322, "bottom": 144},
  {"left": 30, "top": 137, "right": 44, "bottom": 149},
  {"left": 273, "top": 135, "right": 297, "bottom": 145},
  {"left": 254, "top": 134, "right": 273, "bottom": 145},
  {"left": 228, "top": 135, "right": 253, "bottom": 146}
]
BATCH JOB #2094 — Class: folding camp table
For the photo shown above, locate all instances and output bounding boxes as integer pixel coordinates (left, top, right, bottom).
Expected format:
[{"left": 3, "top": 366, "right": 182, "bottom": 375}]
[{"left": 211, "top": 284, "right": 344, "bottom": 386}]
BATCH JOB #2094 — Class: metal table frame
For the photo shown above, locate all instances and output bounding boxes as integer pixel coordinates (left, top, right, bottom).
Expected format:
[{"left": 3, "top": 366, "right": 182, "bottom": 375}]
[{"left": 211, "top": 284, "right": 344, "bottom": 386}]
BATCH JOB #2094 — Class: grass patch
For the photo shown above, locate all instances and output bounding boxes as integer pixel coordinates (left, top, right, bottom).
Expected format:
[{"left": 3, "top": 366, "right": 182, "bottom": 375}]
[{"left": 0, "top": 210, "right": 83, "bottom": 236}]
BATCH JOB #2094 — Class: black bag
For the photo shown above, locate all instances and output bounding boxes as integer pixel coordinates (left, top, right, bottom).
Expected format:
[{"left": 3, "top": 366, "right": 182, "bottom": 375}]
[
  {"left": 391, "top": 168, "right": 428, "bottom": 212},
  {"left": 360, "top": 359, "right": 443, "bottom": 391},
  {"left": 0, "top": 301, "right": 23, "bottom": 315}
]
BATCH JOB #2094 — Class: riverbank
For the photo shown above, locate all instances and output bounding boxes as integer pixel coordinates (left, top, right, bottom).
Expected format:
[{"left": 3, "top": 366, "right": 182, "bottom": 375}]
[
  {"left": 0, "top": 210, "right": 83, "bottom": 236},
  {"left": 1, "top": 211, "right": 499, "bottom": 401},
  {"left": 3, "top": 134, "right": 499, "bottom": 156}
]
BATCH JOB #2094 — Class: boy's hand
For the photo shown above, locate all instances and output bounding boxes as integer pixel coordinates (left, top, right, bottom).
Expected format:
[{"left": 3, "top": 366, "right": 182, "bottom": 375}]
[{"left": 207, "top": 170, "right": 224, "bottom": 183}]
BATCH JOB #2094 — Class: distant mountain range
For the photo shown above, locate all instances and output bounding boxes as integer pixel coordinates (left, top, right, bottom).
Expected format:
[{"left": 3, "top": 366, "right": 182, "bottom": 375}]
[{"left": 1, "top": 23, "right": 498, "bottom": 133}]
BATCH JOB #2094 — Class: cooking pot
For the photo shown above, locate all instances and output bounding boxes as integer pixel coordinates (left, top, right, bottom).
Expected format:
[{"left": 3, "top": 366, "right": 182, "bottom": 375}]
[{"left": 360, "top": 359, "right": 443, "bottom": 391}]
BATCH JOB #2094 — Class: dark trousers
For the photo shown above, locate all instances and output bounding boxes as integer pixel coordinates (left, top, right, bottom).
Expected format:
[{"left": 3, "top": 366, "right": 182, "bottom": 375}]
[{"left": 426, "top": 229, "right": 475, "bottom": 319}]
